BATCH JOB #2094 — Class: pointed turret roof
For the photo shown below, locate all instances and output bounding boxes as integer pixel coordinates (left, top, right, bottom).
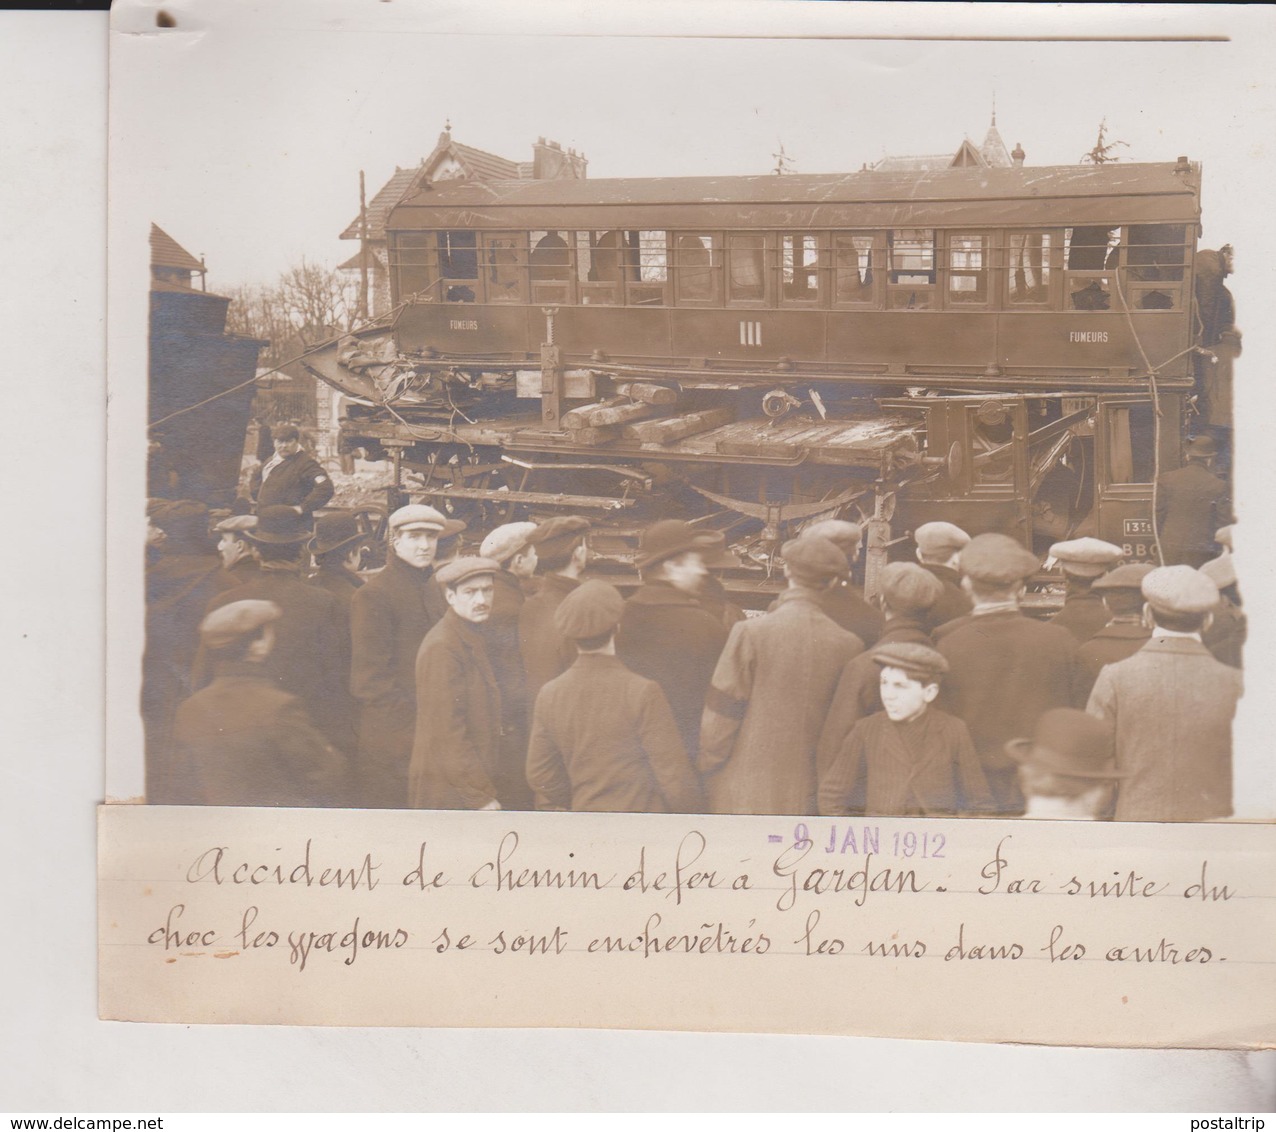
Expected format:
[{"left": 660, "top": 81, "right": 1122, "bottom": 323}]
[{"left": 980, "top": 109, "right": 1012, "bottom": 168}]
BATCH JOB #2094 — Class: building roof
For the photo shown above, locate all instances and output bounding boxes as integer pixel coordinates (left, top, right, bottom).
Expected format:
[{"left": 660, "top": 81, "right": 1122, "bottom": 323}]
[
  {"left": 150, "top": 224, "right": 205, "bottom": 273},
  {"left": 980, "top": 115, "right": 1012, "bottom": 168},
  {"left": 448, "top": 140, "right": 519, "bottom": 182}
]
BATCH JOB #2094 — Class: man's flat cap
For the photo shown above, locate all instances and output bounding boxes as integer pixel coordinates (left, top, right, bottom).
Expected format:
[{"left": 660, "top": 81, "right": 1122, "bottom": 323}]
[
  {"left": 1142, "top": 564, "right": 1220, "bottom": 615},
  {"left": 799, "top": 519, "right": 863, "bottom": 556},
  {"left": 553, "top": 579, "right": 625, "bottom": 640},
  {"left": 527, "top": 515, "right": 590, "bottom": 547},
  {"left": 958, "top": 533, "right": 1040, "bottom": 584},
  {"left": 436, "top": 556, "right": 499, "bottom": 589},
  {"left": 199, "top": 599, "right": 281, "bottom": 650},
  {"left": 914, "top": 521, "right": 971, "bottom": 559},
  {"left": 214, "top": 513, "right": 258, "bottom": 534},
  {"left": 878, "top": 561, "right": 944, "bottom": 615},
  {"left": 1092, "top": 562, "right": 1156, "bottom": 592},
  {"left": 636, "top": 519, "right": 724, "bottom": 570},
  {"left": 871, "top": 641, "right": 949, "bottom": 683},
  {"left": 1049, "top": 537, "right": 1124, "bottom": 578},
  {"left": 1200, "top": 552, "right": 1237, "bottom": 591},
  {"left": 781, "top": 535, "right": 850, "bottom": 583},
  {"left": 389, "top": 504, "right": 466, "bottom": 537},
  {"left": 480, "top": 522, "right": 539, "bottom": 564}
]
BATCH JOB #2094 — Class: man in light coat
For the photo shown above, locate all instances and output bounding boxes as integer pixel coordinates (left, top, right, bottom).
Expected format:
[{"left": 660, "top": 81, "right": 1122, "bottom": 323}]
[
  {"left": 1086, "top": 565, "right": 1242, "bottom": 822},
  {"left": 699, "top": 536, "right": 864, "bottom": 815}
]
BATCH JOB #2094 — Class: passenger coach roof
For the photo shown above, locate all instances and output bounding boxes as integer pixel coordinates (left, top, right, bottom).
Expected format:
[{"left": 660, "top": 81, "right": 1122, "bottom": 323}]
[{"left": 388, "top": 162, "right": 1200, "bottom": 231}]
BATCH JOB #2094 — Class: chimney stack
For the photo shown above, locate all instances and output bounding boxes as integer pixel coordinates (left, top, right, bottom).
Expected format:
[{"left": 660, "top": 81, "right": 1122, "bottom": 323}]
[{"left": 1011, "top": 142, "right": 1025, "bottom": 167}]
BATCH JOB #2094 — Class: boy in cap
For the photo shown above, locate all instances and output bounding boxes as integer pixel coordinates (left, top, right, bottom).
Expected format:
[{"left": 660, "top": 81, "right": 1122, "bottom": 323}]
[
  {"left": 779, "top": 519, "right": 883, "bottom": 646},
  {"left": 409, "top": 557, "right": 509, "bottom": 810},
  {"left": 817, "top": 561, "right": 944, "bottom": 814},
  {"left": 527, "top": 580, "right": 703, "bottom": 813},
  {"left": 210, "top": 513, "right": 260, "bottom": 592},
  {"left": 935, "top": 532, "right": 1078, "bottom": 815},
  {"left": 699, "top": 536, "right": 864, "bottom": 815},
  {"left": 1006, "top": 709, "right": 1121, "bottom": 821},
  {"left": 199, "top": 505, "right": 353, "bottom": 759},
  {"left": 822, "top": 643, "right": 993, "bottom": 818},
  {"left": 168, "top": 600, "right": 346, "bottom": 807},
  {"left": 350, "top": 503, "right": 465, "bottom": 807},
  {"left": 518, "top": 516, "right": 591, "bottom": 715},
  {"left": 616, "top": 520, "right": 730, "bottom": 759},
  {"left": 913, "top": 520, "right": 974, "bottom": 630},
  {"left": 1071, "top": 563, "right": 1154, "bottom": 705},
  {"left": 1048, "top": 537, "right": 1124, "bottom": 643},
  {"left": 1086, "top": 565, "right": 1242, "bottom": 821},
  {"left": 1155, "top": 435, "right": 1229, "bottom": 568},
  {"left": 250, "top": 424, "right": 333, "bottom": 517}
]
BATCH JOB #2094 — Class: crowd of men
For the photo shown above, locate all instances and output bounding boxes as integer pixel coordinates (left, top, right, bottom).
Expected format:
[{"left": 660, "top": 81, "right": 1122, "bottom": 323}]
[{"left": 142, "top": 425, "right": 1244, "bottom": 823}]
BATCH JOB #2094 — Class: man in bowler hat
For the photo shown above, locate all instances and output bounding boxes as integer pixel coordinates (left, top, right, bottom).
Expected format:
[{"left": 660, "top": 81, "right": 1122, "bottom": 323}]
[
  {"left": 307, "top": 511, "right": 368, "bottom": 606},
  {"left": 518, "top": 516, "right": 591, "bottom": 714},
  {"left": 1155, "top": 435, "right": 1229, "bottom": 568},
  {"left": 528, "top": 580, "right": 703, "bottom": 813},
  {"left": 1006, "top": 709, "right": 1122, "bottom": 821}
]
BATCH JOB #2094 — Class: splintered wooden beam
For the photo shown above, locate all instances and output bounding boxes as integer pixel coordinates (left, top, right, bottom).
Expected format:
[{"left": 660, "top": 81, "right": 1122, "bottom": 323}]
[
  {"left": 565, "top": 424, "right": 622, "bottom": 446},
  {"left": 612, "top": 381, "right": 681, "bottom": 406},
  {"left": 561, "top": 397, "right": 625, "bottom": 429},
  {"left": 623, "top": 406, "right": 735, "bottom": 444},
  {"left": 565, "top": 399, "right": 659, "bottom": 429}
]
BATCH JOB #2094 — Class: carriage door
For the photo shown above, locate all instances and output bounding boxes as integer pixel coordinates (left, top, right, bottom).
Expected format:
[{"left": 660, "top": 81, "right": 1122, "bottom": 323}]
[{"left": 1094, "top": 395, "right": 1177, "bottom": 562}]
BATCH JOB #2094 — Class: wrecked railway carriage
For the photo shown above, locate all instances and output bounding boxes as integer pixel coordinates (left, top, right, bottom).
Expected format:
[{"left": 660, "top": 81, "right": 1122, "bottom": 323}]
[{"left": 304, "top": 158, "right": 1225, "bottom": 601}]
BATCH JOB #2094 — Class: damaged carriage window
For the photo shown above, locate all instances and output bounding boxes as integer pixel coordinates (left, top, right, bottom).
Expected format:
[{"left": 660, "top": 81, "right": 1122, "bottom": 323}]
[
  {"left": 626, "top": 231, "right": 667, "bottom": 306},
  {"left": 1107, "top": 403, "right": 1156, "bottom": 485},
  {"left": 1125, "top": 223, "right": 1187, "bottom": 310},
  {"left": 1064, "top": 225, "right": 1118, "bottom": 311},
  {"left": 575, "top": 231, "right": 623, "bottom": 305},
  {"left": 781, "top": 232, "right": 820, "bottom": 302},
  {"left": 1008, "top": 232, "right": 1051, "bottom": 304},
  {"left": 483, "top": 233, "right": 525, "bottom": 304},
  {"left": 529, "top": 230, "right": 571, "bottom": 303},
  {"left": 437, "top": 230, "right": 478, "bottom": 303},
  {"left": 887, "top": 229, "right": 935, "bottom": 309},
  {"left": 833, "top": 234, "right": 875, "bottom": 305},
  {"left": 674, "top": 233, "right": 721, "bottom": 304},
  {"left": 393, "top": 234, "right": 434, "bottom": 301},
  {"left": 947, "top": 233, "right": 987, "bottom": 304},
  {"left": 727, "top": 233, "right": 766, "bottom": 303}
]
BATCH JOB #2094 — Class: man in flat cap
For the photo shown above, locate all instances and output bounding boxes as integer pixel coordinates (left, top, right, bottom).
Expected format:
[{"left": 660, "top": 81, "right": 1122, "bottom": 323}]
[
  {"left": 1006, "top": 709, "right": 1121, "bottom": 821},
  {"left": 1048, "top": 537, "right": 1124, "bottom": 644},
  {"left": 1086, "top": 565, "right": 1242, "bottom": 821},
  {"left": 167, "top": 600, "right": 346, "bottom": 807},
  {"left": 782, "top": 519, "right": 883, "bottom": 646},
  {"left": 913, "top": 520, "right": 974, "bottom": 631},
  {"left": 198, "top": 506, "right": 352, "bottom": 766},
  {"left": 1071, "top": 563, "right": 1155, "bottom": 706},
  {"left": 142, "top": 499, "right": 223, "bottom": 800},
  {"left": 817, "top": 562, "right": 944, "bottom": 814},
  {"left": 1200, "top": 550, "right": 1245, "bottom": 669},
  {"left": 350, "top": 503, "right": 465, "bottom": 807},
  {"left": 1155, "top": 435, "right": 1230, "bottom": 568},
  {"left": 210, "top": 513, "right": 260, "bottom": 593},
  {"left": 527, "top": 580, "right": 704, "bottom": 814},
  {"left": 616, "top": 520, "right": 729, "bottom": 759},
  {"left": 699, "top": 536, "right": 864, "bottom": 815},
  {"left": 475, "top": 521, "right": 541, "bottom": 792},
  {"left": 935, "top": 532, "right": 1077, "bottom": 815},
  {"left": 408, "top": 557, "right": 509, "bottom": 810},
  {"left": 307, "top": 511, "right": 368, "bottom": 608},
  {"left": 250, "top": 424, "right": 334, "bottom": 518},
  {"left": 519, "top": 516, "right": 591, "bottom": 716},
  {"left": 821, "top": 643, "right": 993, "bottom": 818}
]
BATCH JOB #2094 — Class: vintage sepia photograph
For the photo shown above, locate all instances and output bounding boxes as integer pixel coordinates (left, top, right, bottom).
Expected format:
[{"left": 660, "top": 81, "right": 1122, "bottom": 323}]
[{"left": 111, "top": 0, "right": 1273, "bottom": 831}]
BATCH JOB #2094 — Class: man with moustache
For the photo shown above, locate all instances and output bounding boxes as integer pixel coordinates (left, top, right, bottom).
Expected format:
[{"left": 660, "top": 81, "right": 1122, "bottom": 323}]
[
  {"left": 350, "top": 503, "right": 465, "bottom": 807},
  {"left": 408, "top": 557, "right": 506, "bottom": 810},
  {"left": 209, "top": 513, "right": 260, "bottom": 593}
]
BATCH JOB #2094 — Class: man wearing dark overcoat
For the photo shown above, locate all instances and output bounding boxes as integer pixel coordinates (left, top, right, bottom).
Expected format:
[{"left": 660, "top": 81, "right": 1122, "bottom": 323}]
[
  {"left": 616, "top": 519, "right": 729, "bottom": 759},
  {"left": 250, "top": 423, "right": 334, "bottom": 517},
  {"left": 168, "top": 600, "right": 346, "bottom": 807},
  {"left": 408, "top": 557, "right": 506, "bottom": 810},
  {"left": 350, "top": 503, "right": 464, "bottom": 807},
  {"left": 700, "top": 536, "right": 864, "bottom": 815},
  {"left": 306, "top": 511, "right": 368, "bottom": 608},
  {"left": 817, "top": 561, "right": 942, "bottom": 815},
  {"left": 200, "top": 506, "right": 352, "bottom": 759},
  {"left": 1086, "top": 565, "right": 1242, "bottom": 822},
  {"left": 775, "top": 519, "right": 883, "bottom": 646},
  {"left": 1048, "top": 537, "right": 1124, "bottom": 644},
  {"left": 913, "top": 520, "right": 974, "bottom": 631},
  {"left": 1155, "top": 436, "right": 1229, "bottom": 568},
  {"left": 1071, "top": 563, "right": 1153, "bottom": 706},
  {"left": 209, "top": 513, "right": 260, "bottom": 593},
  {"left": 143, "top": 499, "right": 223, "bottom": 801},
  {"left": 518, "top": 516, "right": 590, "bottom": 716},
  {"left": 935, "top": 533, "right": 1077, "bottom": 816},
  {"left": 528, "top": 580, "right": 704, "bottom": 814}
]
